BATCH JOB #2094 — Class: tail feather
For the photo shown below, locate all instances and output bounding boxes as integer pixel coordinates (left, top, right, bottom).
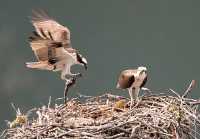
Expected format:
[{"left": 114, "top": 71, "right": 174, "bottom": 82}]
[{"left": 26, "top": 61, "right": 54, "bottom": 70}]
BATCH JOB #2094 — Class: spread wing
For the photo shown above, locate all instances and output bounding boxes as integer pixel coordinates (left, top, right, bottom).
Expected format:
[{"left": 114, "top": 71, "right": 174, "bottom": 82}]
[
  {"left": 27, "top": 31, "right": 76, "bottom": 71},
  {"left": 31, "top": 10, "right": 71, "bottom": 48},
  {"left": 29, "top": 31, "right": 64, "bottom": 64}
]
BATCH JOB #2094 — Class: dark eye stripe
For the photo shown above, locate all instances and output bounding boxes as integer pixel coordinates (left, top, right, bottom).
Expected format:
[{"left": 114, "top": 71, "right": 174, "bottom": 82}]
[{"left": 76, "top": 53, "right": 82, "bottom": 63}]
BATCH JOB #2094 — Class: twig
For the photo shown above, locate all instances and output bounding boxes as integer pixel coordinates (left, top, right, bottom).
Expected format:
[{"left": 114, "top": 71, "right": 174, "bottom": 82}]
[
  {"left": 182, "top": 80, "right": 196, "bottom": 98},
  {"left": 3, "top": 81, "right": 200, "bottom": 139},
  {"left": 48, "top": 96, "right": 51, "bottom": 109},
  {"left": 105, "top": 133, "right": 125, "bottom": 139}
]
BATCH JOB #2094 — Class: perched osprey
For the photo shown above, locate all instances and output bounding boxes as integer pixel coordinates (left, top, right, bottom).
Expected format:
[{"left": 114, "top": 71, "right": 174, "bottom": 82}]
[
  {"left": 26, "top": 11, "right": 88, "bottom": 102},
  {"left": 116, "top": 66, "right": 147, "bottom": 106}
]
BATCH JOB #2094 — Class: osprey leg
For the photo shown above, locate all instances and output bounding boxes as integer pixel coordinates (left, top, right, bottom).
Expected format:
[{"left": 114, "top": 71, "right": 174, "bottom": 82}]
[
  {"left": 128, "top": 88, "right": 140, "bottom": 108},
  {"left": 132, "top": 88, "right": 140, "bottom": 102},
  {"left": 70, "top": 72, "right": 82, "bottom": 78},
  {"left": 128, "top": 88, "right": 134, "bottom": 108},
  {"left": 62, "top": 72, "right": 82, "bottom": 80},
  {"left": 63, "top": 78, "right": 76, "bottom": 103}
]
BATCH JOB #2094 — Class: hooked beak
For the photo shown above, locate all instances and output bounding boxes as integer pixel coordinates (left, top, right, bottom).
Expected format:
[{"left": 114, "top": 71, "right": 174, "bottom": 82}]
[
  {"left": 81, "top": 57, "right": 88, "bottom": 70},
  {"left": 76, "top": 52, "right": 88, "bottom": 70}
]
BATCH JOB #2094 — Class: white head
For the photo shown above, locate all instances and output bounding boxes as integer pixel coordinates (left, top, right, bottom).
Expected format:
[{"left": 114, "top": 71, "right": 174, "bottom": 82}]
[
  {"left": 137, "top": 66, "right": 147, "bottom": 71},
  {"left": 136, "top": 66, "right": 147, "bottom": 76}
]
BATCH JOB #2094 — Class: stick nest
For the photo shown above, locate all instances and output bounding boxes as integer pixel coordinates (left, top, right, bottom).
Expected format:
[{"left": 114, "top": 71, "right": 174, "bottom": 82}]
[{"left": 2, "top": 81, "right": 200, "bottom": 139}]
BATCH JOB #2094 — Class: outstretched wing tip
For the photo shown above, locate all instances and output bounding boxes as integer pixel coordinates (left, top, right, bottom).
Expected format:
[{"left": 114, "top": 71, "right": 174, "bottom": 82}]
[
  {"left": 31, "top": 9, "right": 51, "bottom": 22},
  {"left": 29, "top": 9, "right": 72, "bottom": 49}
]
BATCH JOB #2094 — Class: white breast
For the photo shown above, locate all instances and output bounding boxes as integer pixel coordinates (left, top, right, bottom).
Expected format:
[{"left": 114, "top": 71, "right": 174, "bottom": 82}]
[
  {"left": 132, "top": 72, "right": 146, "bottom": 88},
  {"left": 53, "top": 48, "right": 77, "bottom": 72}
]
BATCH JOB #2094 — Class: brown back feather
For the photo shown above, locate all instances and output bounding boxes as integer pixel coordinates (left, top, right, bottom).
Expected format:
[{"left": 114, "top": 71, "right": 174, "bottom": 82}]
[
  {"left": 117, "top": 70, "right": 136, "bottom": 89},
  {"left": 29, "top": 32, "right": 63, "bottom": 63}
]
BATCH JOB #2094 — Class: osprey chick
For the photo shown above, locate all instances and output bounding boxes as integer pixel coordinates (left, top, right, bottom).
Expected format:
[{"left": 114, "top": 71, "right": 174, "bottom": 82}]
[{"left": 116, "top": 66, "right": 147, "bottom": 106}]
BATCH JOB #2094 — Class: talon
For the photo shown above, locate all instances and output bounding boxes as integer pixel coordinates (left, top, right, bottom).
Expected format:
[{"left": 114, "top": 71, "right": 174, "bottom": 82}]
[
  {"left": 74, "top": 73, "right": 82, "bottom": 78},
  {"left": 65, "top": 73, "right": 82, "bottom": 79},
  {"left": 69, "top": 78, "right": 76, "bottom": 86},
  {"left": 78, "top": 73, "right": 82, "bottom": 77}
]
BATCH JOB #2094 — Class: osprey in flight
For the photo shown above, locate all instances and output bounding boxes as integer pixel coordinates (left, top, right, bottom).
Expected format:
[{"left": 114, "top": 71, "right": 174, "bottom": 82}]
[
  {"left": 116, "top": 66, "right": 147, "bottom": 106},
  {"left": 26, "top": 11, "right": 88, "bottom": 102}
]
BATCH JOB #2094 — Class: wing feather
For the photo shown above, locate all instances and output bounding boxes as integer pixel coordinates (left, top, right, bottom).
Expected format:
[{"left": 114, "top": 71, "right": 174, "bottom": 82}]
[
  {"left": 31, "top": 10, "right": 71, "bottom": 48},
  {"left": 29, "top": 32, "right": 64, "bottom": 62},
  {"left": 117, "top": 69, "right": 137, "bottom": 89},
  {"left": 27, "top": 10, "right": 77, "bottom": 71}
]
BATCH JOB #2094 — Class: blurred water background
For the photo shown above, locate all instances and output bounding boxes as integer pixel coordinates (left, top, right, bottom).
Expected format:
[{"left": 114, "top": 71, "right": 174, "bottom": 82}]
[{"left": 0, "top": 0, "right": 199, "bottom": 131}]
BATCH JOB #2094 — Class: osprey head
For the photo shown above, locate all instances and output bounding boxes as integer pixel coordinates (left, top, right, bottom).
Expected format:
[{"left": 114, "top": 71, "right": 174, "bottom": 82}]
[
  {"left": 137, "top": 66, "right": 147, "bottom": 71},
  {"left": 76, "top": 52, "right": 88, "bottom": 70},
  {"left": 137, "top": 66, "right": 147, "bottom": 74}
]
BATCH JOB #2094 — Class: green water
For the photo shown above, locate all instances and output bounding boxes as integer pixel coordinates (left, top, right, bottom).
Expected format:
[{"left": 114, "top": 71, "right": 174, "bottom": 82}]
[{"left": 0, "top": 0, "right": 199, "bottom": 131}]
